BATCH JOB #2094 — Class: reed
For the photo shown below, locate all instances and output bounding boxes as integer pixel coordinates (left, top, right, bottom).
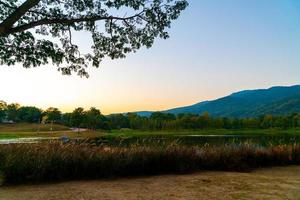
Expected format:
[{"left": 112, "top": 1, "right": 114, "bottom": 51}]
[{"left": 0, "top": 142, "right": 299, "bottom": 184}]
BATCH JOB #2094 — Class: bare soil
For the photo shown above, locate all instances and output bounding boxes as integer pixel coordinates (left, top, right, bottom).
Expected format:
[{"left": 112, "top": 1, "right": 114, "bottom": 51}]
[{"left": 1, "top": 166, "right": 300, "bottom": 200}]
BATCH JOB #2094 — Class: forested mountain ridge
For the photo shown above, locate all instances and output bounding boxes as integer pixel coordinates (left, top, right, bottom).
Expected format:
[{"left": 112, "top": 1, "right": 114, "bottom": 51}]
[{"left": 136, "top": 85, "right": 300, "bottom": 117}]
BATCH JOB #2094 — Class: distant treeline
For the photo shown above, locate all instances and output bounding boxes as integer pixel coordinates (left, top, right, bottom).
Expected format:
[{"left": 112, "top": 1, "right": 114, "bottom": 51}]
[{"left": 1, "top": 101, "right": 300, "bottom": 130}]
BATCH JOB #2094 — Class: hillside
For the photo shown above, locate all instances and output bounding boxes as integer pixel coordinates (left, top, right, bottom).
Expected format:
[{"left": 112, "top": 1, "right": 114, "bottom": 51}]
[{"left": 136, "top": 85, "right": 300, "bottom": 118}]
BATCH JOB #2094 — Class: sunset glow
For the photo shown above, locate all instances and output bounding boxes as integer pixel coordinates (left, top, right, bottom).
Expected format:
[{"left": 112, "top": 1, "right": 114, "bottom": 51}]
[{"left": 1, "top": 0, "right": 300, "bottom": 114}]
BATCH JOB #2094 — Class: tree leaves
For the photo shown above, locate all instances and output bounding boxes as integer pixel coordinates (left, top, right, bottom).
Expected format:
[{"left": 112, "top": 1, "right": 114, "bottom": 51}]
[{"left": 0, "top": 0, "right": 188, "bottom": 77}]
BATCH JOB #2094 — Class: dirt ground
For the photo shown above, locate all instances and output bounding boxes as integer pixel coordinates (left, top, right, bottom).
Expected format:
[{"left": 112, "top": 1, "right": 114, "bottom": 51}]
[{"left": 1, "top": 166, "right": 300, "bottom": 200}]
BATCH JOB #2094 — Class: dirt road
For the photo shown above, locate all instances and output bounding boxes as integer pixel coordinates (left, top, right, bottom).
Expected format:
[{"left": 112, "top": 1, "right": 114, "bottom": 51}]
[{"left": 1, "top": 166, "right": 300, "bottom": 200}]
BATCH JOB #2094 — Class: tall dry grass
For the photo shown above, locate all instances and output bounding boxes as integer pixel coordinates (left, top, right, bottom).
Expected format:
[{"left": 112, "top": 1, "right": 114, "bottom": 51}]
[{"left": 0, "top": 142, "right": 300, "bottom": 184}]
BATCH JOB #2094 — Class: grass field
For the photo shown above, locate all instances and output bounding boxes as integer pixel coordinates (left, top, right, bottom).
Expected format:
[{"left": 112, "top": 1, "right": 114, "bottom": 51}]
[
  {"left": 0, "top": 123, "right": 105, "bottom": 139},
  {"left": 0, "top": 123, "right": 69, "bottom": 132},
  {"left": 0, "top": 131, "right": 105, "bottom": 140},
  {"left": 1, "top": 124, "right": 300, "bottom": 146},
  {"left": 1, "top": 123, "right": 300, "bottom": 140}
]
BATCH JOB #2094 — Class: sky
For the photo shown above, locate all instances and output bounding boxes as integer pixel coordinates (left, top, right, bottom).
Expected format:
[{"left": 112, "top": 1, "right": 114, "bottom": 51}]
[{"left": 0, "top": 0, "right": 300, "bottom": 114}]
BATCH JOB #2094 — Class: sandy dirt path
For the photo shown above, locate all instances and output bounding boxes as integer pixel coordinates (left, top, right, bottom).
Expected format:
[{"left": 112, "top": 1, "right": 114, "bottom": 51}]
[{"left": 1, "top": 166, "right": 300, "bottom": 200}]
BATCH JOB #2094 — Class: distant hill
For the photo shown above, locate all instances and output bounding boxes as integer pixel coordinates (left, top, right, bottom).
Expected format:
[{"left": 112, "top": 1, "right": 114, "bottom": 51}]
[
  {"left": 132, "top": 111, "right": 153, "bottom": 117},
  {"left": 135, "top": 85, "right": 300, "bottom": 118}
]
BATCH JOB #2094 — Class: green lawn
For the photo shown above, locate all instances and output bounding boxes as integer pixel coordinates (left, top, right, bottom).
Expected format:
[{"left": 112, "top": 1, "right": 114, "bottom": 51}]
[
  {"left": 106, "top": 128, "right": 300, "bottom": 137},
  {"left": 0, "top": 123, "right": 104, "bottom": 139},
  {"left": 0, "top": 123, "right": 300, "bottom": 140}
]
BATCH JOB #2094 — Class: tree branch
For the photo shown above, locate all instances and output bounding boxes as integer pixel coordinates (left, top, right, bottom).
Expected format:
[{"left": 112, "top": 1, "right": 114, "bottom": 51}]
[
  {"left": 0, "top": 0, "right": 41, "bottom": 34},
  {"left": 4, "top": 11, "right": 146, "bottom": 36},
  {"left": 0, "top": 1, "right": 51, "bottom": 18},
  {"left": 68, "top": 26, "right": 73, "bottom": 46}
]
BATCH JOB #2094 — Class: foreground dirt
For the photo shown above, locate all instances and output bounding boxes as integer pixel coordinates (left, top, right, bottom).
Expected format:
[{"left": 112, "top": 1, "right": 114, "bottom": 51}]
[{"left": 1, "top": 166, "right": 300, "bottom": 200}]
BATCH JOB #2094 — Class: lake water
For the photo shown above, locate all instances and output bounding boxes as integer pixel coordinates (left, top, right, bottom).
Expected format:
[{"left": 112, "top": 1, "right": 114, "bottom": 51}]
[
  {"left": 0, "top": 137, "right": 60, "bottom": 144},
  {"left": 1, "top": 135, "right": 300, "bottom": 146}
]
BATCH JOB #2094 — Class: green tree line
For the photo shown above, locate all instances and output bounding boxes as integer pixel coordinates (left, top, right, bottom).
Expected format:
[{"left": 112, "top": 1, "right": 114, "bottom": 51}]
[{"left": 1, "top": 101, "right": 300, "bottom": 130}]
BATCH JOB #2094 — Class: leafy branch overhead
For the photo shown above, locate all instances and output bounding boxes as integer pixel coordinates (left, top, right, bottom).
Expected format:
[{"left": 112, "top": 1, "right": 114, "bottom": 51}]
[{"left": 0, "top": 0, "right": 188, "bottom": 77}]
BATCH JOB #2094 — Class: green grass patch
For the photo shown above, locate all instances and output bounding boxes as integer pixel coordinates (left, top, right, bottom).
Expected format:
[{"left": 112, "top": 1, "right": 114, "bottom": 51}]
[
  {"left": 0, "top": 131, "right": 105, "bottom": 140},
  {"left": 0, "top": 123, "right": 106, "bottom": 139},
  {"left": 106, "top": 128, "right": 300, "bottom": 137}
]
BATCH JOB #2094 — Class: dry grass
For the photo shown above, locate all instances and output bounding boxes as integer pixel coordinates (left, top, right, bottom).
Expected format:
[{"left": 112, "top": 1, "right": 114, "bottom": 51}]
[
  {"left": 0, "top": 123, "right": 69, "bottom": 132},
  {"left": 1, "top": 142, "right": 300, "bottom": 184},
  {"left": 0, "top": 131, "right": 105, "bottom": 139},
  {"left": 0, "top": 123, "right": 105, "bottom": 138},
  {"left": 0, "top": 166, "right": 300, "bottom": 200}
]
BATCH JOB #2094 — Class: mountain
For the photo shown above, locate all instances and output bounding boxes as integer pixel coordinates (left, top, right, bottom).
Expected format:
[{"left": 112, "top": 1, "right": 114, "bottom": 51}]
[
  {"left": 136, "top": 85, "right": 300, "bottom": 118},
  {"left": 132, "top": 111, "right": 153, "bottom": 117}
]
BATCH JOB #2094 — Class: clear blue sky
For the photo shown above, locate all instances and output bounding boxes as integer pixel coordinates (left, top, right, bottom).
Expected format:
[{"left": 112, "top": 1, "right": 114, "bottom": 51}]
[{"left": 0, "top": 0, "right": 300, "bottom": 114}]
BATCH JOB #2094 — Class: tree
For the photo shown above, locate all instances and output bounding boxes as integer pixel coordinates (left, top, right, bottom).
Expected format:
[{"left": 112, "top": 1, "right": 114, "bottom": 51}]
[
  {"left": 84, "top": 107, "right": 103, "bottom": 130},
  {"left": 0, "top": 0, "right": 188, "bottom": 77},
  {"left": 261, "top": 115, "right": 273, "bottom": 129},
  {"left": 17, "top": 106, "right": 42, "bottom": 123},
  {"left": 70, "top": 107, "right": 85, "bottom": 128},
  {"left": 108, "top": 114, "right": 130, "bottom": 129},
  {"left": 6, "top": 103, "right": 20, "bottom": 122},
  {"left": 150, "top": 112, "right": 176, "bottom": 121},
  {"left": 44, "top": 107, "right": 62, "bottom": 123},
  {"left": 211, "top": 118, "right": 224, "bottom": 129},
  {"left": 41, "top": 107, "right": 61, "bottom": 133},
  {"left": 61, "top": 113, "right": 72, "bottom": 127},
  {"left": 198, "top": 112, "right": 211, "bottom": 129},
  {"left": 292, "top": 114, "right": 300, "bottom": 128},
  {"left": 0, "top": 101, "right": 7, "bottom": 122}
]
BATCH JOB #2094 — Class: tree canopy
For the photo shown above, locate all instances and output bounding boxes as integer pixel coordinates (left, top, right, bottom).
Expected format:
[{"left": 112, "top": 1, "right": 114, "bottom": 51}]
[
  {"left": 44, "top": 107, "right": 62, "bottom": 122},
  {"left": 1, "top": 100, "right": 300, "bottom": 130},
  {"left": 0, "top": 0, "right": 188, "bottom": 77}
]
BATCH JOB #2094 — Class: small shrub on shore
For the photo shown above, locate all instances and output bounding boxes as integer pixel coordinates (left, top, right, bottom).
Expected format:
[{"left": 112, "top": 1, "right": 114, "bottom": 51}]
[{"left": 0, "top": 142, "right": 300, "bottom": 184}]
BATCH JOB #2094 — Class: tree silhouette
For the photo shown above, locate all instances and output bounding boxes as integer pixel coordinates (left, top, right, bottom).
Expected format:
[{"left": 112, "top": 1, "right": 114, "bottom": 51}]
[{"left": 0, "top": 0, "right": 188, "bottom": 77}]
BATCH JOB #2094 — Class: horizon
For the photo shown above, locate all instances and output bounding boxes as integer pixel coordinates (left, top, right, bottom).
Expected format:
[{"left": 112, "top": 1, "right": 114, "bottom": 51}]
[
  {"left": 1, "top": 0, "right": 300, "bottom": 114},
  {"left": 1, "top": 83, "right": 299, "bottom": 114}
]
